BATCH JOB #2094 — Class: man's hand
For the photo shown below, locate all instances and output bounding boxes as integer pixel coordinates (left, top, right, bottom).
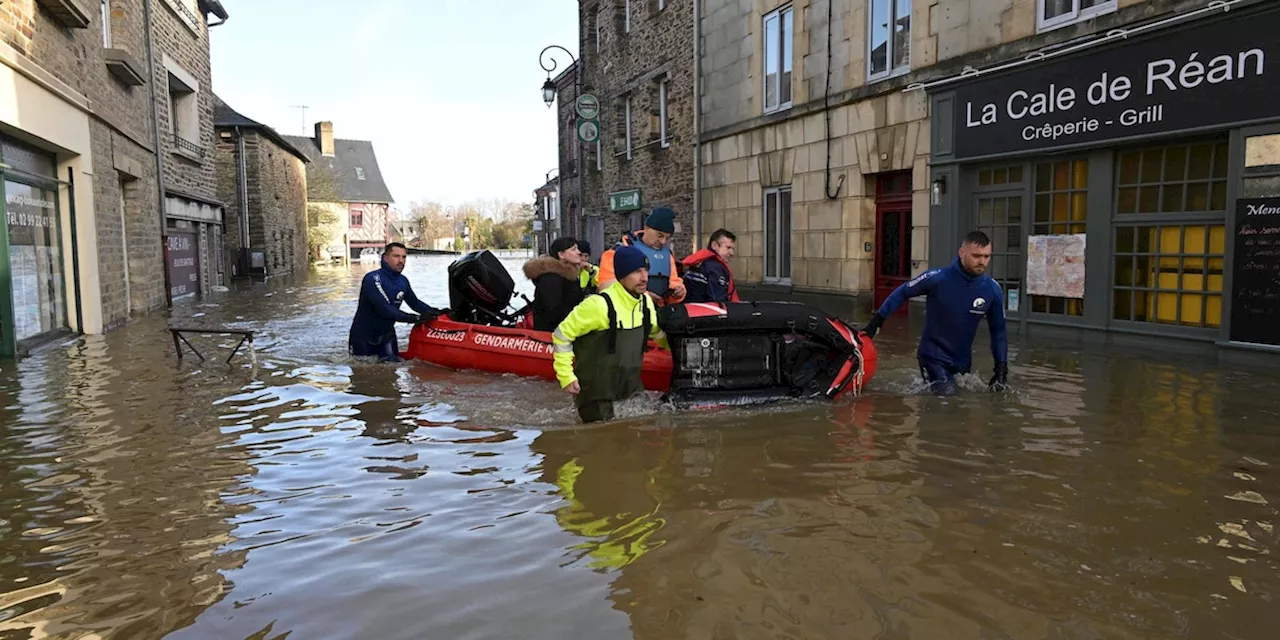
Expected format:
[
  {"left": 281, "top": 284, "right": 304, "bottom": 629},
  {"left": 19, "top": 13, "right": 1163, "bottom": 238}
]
[
  {"left": 564, "top": 380, "right": 580, "bottom": 395},
  {"left": 671, "top": 283, "right": 686, "bottom": 299},
  {"left": 988, "top": 361, "right": 1009, "bottom": 392},
  {"left": 862, "top": 313, "right": 885, "bottom": 339},
  {"left": 415, "top": 308, "right": 446, "bottom": 324}
]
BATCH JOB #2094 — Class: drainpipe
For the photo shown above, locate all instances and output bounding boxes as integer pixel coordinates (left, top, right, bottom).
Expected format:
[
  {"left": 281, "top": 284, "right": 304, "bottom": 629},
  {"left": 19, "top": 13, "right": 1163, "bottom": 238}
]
[
  {"left": 692, "top": 0, "right": 703, "bottom": 249},
  {"left": 143, "top": 0, "right": 172, "bottom": 307},
  {"left": 66, "top": 168, "right": 84, "bottom": 333},
  {"left": 235, "top": 126, "right": 249, "bottom": 248}
]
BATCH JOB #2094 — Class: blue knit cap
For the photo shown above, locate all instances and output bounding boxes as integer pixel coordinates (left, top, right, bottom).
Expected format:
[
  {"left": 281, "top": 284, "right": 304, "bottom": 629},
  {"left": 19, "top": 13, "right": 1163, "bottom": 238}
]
[
  {"left": 612, "top": 245, "right": 648, "bottom": 278},
  {"left": 645, "top": 206, "right": 676, "bottom": 234}
]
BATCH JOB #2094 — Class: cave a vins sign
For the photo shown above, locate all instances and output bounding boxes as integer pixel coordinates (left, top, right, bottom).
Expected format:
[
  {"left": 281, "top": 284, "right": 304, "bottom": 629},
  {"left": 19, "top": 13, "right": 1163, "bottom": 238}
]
[{"left": 950, "top": 5, "right": 1280, "bottom": 159}]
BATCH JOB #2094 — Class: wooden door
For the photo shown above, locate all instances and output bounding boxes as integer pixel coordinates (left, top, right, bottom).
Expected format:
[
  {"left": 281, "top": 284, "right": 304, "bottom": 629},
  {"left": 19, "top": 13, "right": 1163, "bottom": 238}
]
[{"left": 873, "top": 172, "right": 913, "bottom": 312}]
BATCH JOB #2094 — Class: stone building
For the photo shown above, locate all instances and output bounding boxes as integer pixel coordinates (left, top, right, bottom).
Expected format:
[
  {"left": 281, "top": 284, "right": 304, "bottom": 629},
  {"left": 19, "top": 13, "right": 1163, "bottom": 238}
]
[
  {"left": 0, "top": 0, "right": 227, "bottom": 357},
  {"left": 695, "top": 0, "right": 1280, "bottom": 352},
  {"left": 213, "top": 95, "right": 311, "bottom": 279},
  {"left": 284, "top": 123, "right": 396, "bottom": 262},
  {"left": 568, "top": 0, "right": 696, "bottom": 256}
]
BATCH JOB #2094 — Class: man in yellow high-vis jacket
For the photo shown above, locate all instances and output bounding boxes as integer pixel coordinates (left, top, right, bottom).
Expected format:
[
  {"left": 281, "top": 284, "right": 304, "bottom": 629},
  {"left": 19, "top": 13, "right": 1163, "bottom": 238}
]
[{"left": 552, "top": 245, "right": 669, "bottom": 423}]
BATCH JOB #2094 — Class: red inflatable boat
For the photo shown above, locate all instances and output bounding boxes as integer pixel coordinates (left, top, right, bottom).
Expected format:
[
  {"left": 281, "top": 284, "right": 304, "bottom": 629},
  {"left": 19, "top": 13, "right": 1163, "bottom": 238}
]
[
  {"left": 404, "top": 317, "right": 675, "bottom": 391},
  {"left": 403, "top": 250, "right": 878, "bottom": 404}
]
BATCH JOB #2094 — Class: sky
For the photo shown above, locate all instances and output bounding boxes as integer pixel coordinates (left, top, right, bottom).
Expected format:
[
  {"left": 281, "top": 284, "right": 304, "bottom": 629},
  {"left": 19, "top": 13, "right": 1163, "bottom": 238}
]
[{"left": 209, "top": 0, "right": 578, "bottom": 209}]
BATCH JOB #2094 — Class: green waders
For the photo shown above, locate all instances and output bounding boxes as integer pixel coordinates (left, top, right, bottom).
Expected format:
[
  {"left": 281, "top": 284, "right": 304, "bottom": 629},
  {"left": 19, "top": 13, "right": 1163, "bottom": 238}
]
[{"left": 572, "top": 293, "right": 651, "bottom": 423}]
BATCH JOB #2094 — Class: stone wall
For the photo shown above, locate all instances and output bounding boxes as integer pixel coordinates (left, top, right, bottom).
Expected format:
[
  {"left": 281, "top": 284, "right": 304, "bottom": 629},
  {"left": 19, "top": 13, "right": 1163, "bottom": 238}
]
[
  {"left": 150, "top": 0, "right": 217, "bottom": 203},
  {"left": 1, "top": 0, "right": 166, "bottom": 329},
  {"left": 579, "top": 0, "right": 696, "bottom": 254},
  {"left": 215, "top": 130, "right": 309, "bottom": 276},
  {"left": 697, "top": 0, "right": 1173, "bottom": 300}
]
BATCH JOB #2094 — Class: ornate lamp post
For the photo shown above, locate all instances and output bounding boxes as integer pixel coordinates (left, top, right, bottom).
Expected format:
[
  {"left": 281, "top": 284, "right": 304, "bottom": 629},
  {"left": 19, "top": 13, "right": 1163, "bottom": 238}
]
[{"left": 539, "top": 44, "right": 582, "bottom": 241}]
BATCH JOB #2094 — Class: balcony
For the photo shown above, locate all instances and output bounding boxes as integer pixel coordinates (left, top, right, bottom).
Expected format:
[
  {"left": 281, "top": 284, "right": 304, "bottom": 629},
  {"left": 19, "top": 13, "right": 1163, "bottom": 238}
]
[
  {"left": 35, "top": 0, "right": 91, "bottom": 29},
  {"left": 173, "top": 133, "right": 204, "bottom": 162}
]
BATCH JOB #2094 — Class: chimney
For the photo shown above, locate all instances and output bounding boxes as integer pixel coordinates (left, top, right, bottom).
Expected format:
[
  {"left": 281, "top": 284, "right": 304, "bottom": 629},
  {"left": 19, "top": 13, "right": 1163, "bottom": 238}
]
[{"left": 315, "top": 121, "right": 334, "bottom": 157}]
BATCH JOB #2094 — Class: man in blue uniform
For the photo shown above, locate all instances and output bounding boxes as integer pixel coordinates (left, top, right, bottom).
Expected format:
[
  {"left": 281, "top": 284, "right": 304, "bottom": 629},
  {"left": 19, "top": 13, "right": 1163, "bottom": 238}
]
[
  {"left": 863, "top": 230, "right": 1009, "bottom": 395},
  {"left": 349, "top": 242, "right": 443, "bottom": 362}
]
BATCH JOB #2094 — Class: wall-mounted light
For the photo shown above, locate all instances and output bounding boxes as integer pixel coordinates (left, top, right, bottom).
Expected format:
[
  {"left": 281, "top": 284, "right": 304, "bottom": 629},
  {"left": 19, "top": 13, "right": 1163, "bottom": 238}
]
[{"left": 931, "top": 175, "right": 947, "bottom": 206}]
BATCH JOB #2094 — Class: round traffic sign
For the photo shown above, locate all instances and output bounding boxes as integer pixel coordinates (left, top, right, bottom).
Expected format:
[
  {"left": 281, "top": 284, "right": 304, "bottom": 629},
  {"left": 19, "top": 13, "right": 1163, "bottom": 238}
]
[
  {"left": 577, "top": 119, "right": 600, "bottom": 143},
  {"left": 575, "top": 94, "right": 600, "bottom": 120}
]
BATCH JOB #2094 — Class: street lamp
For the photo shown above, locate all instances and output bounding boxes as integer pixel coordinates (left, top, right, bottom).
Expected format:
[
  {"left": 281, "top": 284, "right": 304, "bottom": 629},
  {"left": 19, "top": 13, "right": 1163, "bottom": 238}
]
[{"left": 539, "top": 44, "right": 583, "bottom": 240}]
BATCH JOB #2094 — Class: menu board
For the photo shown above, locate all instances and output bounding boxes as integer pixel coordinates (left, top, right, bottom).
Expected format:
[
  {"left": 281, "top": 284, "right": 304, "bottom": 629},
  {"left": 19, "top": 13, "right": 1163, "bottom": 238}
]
[{"left": 1230, "top": 197, "right": 1280, "bottom": 346}]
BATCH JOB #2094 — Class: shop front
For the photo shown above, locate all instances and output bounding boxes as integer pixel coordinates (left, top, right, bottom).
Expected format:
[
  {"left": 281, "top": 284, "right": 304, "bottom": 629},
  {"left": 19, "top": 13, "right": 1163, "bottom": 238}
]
[
  {"left": 0, "top": 135, "right": 72, "bottom": 356},
  {"left": 925, "top": 0, "right": 1280, "bottom": 352}
]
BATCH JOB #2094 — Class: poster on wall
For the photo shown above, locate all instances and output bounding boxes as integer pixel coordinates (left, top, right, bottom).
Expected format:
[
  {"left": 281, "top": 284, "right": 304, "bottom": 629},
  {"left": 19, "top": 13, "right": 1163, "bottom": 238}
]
[
  {"left": 1230, "top": 197, "right": 1280, "bottom": 346},
  {"left": 5, "top": 182, "right": 63, "bottom": 340},
  {"left": 1025, "top": 234, "right": 1086, "bottom": 299},
  {"left": 166, "top": 232, "right": 200, "bottom": 299}
]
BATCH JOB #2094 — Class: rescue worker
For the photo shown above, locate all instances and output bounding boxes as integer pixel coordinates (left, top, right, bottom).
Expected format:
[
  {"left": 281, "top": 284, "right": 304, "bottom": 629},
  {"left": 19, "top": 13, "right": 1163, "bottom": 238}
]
[
  {"left": 348, "top": 242, "right": 443, "bottom": 362},
  {"left": 862, "top": 230, "right": 1009, "bottom": 395},
  {"left": 576, "top": 240, "right": 600, "bottom": 293},
  {"left": 680, "top": 228, "right": 739, "bottom": 303},
  {"left": 598, "top": 206, "right": 686, "bottom": 306},
  {"left": 523, "top": 236, "right": 597, "bottom": 332},
  {"left": 578, "top": 240, "right": 595, "bottom": 265},
  {"left": 553, "top": 245, "right": 670, "bottom": 423}
]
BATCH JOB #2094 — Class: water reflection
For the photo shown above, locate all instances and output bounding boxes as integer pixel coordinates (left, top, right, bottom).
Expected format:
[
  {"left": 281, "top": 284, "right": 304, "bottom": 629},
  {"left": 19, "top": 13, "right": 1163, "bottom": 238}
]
[{"left": 0, "top": 256, "right": 1275, "bottom": 639}]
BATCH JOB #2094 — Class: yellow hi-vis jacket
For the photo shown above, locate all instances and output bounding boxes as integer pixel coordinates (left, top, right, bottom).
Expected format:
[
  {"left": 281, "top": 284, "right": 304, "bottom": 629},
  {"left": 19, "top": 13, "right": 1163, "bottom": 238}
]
[{"left": 551, "top": 282, "right": 669, "bottom": 389}]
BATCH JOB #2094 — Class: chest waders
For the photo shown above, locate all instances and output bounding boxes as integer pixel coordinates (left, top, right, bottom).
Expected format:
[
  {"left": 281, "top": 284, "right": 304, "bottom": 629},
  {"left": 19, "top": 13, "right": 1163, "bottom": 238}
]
[{"left": 572, "top": 293, "right": 651, "bottom": 423}]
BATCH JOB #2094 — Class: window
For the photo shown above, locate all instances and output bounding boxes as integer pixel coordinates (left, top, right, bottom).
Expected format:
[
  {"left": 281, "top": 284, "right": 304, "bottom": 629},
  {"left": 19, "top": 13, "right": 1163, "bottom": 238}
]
[
  {"left": 354, "top": 167, "right": 366, "bottom": 180},
  {"left": 763, "top": 6, "right": 793, "bottom": 114},
  {"left": 868, "top": 0, "right": 911, "bottom": 81},
  {"left": 1030, "top": 159, "right": 1087, "bottom": 316},
  {"left": 166, "top": 67, "right": 200, "bottom": 156},
  {"left": 1116, "top": 141, "right": 1229, "bottom": 215},
  {"left": 1112, "top": 224, "right": 1225, "bottom": 328},
  {"left": 350, "top": 207, "right": 364, "bottom": 228},
  {"left": 1038, "top": 0, "right": 1117, "bottom": 32},
  {"left": 764, "top": 186, "right": 793, "bottom": 281},
  {"left": 1112, "top": 138, "right": 1228, "bottom": 330},
  {"left": 658, "top": 78, "right": 669, "bottom": 148},
  {"left": 101, "top": 0, "right": 111, "bottom": 47}
]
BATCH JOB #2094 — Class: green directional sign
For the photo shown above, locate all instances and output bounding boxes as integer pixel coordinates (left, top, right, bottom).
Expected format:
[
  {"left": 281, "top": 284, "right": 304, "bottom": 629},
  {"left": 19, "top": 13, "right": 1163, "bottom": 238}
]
[
  {"left": 576, "top": 119, "right": 599, "bottom": 144},
  {"left": 609, "top": 189, "right": 642, "bottom": 212}
]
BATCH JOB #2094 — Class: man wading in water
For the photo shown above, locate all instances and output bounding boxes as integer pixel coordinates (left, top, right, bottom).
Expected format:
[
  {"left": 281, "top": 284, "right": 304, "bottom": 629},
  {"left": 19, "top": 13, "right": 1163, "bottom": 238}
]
[
  {"left": 348, "top": 242, "right": 443, "bottom": 362},
  {"left": 552, "top": 245, "right": 670, "bottom": 423},
  {"left": 862, "top": 230, "right": 1010, "bottom": 395}
]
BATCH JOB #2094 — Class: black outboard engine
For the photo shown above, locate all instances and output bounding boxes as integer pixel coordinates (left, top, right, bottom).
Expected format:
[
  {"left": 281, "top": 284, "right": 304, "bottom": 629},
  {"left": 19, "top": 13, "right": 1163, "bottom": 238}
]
[{"left": 447, "top": 250, "right": 527, "bottom": 326}]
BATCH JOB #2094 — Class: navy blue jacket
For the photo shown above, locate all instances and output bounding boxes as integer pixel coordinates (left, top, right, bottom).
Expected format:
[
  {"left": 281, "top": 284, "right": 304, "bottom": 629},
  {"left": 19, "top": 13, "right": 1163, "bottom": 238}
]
[
  {"left": 875, "top": 258, "right": 1008, "bottom": 371},
  {"left": 349, "top": 260, "right": 438, "bottom": 345}
]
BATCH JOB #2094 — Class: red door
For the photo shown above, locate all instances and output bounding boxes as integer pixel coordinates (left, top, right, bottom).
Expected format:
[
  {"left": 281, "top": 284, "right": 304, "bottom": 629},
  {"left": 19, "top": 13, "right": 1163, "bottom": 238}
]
[{"left": 873, "top": 172, "right": 913, "bottom": 313}]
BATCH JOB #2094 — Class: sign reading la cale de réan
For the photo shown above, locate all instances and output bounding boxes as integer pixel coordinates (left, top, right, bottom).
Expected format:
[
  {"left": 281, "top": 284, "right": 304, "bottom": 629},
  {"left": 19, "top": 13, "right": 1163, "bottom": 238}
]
[{"left": 950, "top": 6, "right": 1280, "bottom": 159}]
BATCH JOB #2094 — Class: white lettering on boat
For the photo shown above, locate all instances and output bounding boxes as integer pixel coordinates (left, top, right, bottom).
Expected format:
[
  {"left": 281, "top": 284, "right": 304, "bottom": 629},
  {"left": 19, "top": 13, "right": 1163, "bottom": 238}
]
[
  {"left": 473, "top": 332, "right": 552, "bottom": 354},
  {"left": 426, "top": 328, "right": 466, "bottom": 342}
]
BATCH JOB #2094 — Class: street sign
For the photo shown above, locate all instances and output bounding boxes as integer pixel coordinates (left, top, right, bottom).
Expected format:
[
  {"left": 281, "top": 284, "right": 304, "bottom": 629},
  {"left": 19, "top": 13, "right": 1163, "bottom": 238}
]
[
  {"left": 532, "top": 219, "right": 543, "bottom": 231},
  {"left": 609, "top": 189, "right": 642, "bottom": 212},
  {"left": 575, "top": 94, "right": 600, "bottom": 120},
  {"left": 576, "top": 119, "right": 600, "bottom": 144}
]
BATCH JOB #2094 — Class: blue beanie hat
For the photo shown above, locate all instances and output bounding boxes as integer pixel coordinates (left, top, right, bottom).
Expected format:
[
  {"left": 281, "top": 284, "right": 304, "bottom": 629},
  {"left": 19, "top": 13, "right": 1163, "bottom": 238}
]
[
  {"left": 612, "top": 245, "right": 648, "bottom": 279},
  {"left": 645, "top": 206, "right": 676, "bottom": 234}
]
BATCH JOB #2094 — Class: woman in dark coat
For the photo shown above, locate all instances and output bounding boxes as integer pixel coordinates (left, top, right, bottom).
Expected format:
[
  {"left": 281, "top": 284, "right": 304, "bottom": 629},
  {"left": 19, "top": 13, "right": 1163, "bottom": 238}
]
[{"left": 523, "top": 237, "right": 590, "bottom": 332}]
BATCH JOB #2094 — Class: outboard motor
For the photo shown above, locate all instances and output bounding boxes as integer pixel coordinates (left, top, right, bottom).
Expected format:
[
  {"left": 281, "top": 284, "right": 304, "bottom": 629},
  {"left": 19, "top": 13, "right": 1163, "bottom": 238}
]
[{"left": 447, "top": 250, "right": 523, "bottom": 326}]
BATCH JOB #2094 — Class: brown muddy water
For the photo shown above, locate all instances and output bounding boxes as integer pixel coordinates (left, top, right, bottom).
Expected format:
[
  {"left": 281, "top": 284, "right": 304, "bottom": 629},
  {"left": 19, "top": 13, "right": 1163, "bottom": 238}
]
[{"left": 0, "top": 255, "right": 1276, "bottom": 639}]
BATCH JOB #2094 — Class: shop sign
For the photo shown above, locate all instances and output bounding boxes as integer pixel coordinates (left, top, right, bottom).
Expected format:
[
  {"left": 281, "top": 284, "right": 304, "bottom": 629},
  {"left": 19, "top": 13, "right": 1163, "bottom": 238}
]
[
  {"left": 1229, "top": 197, "right": 1280, "bottom": 347},
  {"left": 166, "top": 232, "right": 200, "bottom": 299},
  {"left": 949, "top": 6, "right": 1280, "bottom": 159}
]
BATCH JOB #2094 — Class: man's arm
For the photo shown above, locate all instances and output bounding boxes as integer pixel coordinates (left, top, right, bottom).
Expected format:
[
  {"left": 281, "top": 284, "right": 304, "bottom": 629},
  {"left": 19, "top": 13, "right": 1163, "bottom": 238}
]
[
  {"left": 402, "top": 282, "right": 440, "bottom": 318},
  {"left": 365, "top": 274, "right": 419, "bottom": 322},
  {"left": 666, "top": 255, "right": 686, "bottom": 303},
  {"left": 987, "top": 283, "right": 1009, "bottom": 365},
  {"left": 864, "top": 269, "right": 941, "bottom": 336},
  {"left": 551, "top": 296, "right": 608, "bottom": 388},
  {"left": 645, "top": 296, "right": 670, "bottom": 350}
]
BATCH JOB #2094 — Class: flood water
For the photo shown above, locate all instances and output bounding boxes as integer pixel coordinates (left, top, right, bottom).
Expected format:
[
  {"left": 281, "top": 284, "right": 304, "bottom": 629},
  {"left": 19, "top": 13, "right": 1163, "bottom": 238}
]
[{"left": 0, "top": 255, "right": 1277, "bottom": 639}]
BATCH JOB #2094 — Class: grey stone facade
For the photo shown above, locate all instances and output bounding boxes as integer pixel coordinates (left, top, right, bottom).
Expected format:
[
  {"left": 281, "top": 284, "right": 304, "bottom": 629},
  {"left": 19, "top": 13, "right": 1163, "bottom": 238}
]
[
  {"left": 573, "top": 0, "right": 696, "bottom": 254},
  {"left": 0, "top": 0, "right": 228, "bottom": 333}
]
